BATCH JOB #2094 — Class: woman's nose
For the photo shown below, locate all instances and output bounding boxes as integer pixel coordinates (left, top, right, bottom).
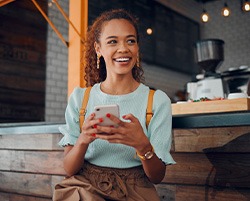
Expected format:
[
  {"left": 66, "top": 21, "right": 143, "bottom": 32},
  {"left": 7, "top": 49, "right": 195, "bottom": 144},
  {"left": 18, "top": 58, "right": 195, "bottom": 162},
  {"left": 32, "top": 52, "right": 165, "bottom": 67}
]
[{"left": 117, "top": 43, "right": 129, "bottom": 53}]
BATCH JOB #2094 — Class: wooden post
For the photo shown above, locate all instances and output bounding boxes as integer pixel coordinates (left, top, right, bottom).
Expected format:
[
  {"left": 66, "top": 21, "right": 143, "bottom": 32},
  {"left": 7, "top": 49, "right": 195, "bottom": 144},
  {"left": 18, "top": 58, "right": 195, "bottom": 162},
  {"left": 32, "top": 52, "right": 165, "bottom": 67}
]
[{"left": 68, "top": 0, "right": 88, "bottom": 96}]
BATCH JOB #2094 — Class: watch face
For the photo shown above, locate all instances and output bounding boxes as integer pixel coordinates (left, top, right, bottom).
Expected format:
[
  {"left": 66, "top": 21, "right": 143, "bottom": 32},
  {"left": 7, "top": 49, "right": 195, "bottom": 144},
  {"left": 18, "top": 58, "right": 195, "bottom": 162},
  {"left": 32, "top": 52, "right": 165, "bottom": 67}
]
[{"left": 145, "top": 151, "right": 154, "bottom": 159}]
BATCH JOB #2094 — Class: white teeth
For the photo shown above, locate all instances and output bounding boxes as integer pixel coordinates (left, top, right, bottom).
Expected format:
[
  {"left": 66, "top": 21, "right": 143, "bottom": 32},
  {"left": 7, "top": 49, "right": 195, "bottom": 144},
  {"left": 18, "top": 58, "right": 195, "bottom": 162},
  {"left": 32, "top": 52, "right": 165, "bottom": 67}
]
[{"left": 115, "top": 57, "right": 130, "bottom": 62}]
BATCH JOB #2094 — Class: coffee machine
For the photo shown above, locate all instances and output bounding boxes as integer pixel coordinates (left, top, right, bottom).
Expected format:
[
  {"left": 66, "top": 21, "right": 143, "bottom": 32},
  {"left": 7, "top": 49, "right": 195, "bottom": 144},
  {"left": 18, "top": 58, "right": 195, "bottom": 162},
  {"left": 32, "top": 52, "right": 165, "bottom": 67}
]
[
  {"left": 187, "top": 39, "right": 228, "bottom": 100},
  {"left": 222, "top": 65, "right": 250, "bottom": 95}
]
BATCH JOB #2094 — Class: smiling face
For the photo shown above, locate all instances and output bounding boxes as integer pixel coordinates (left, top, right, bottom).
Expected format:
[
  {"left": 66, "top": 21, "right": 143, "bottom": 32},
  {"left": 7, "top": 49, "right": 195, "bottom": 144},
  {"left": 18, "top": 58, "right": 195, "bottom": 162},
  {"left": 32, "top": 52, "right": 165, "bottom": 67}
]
[{"left": 94, "top": 19, "right": 139, "bottom": 78}]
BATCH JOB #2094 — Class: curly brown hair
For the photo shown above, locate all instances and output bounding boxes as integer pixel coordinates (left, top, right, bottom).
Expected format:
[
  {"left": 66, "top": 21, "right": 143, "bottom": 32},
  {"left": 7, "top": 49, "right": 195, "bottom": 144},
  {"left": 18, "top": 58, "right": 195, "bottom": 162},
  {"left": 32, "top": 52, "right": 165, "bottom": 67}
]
[{"left": 83, "top": 9, "right": 144, "bottom": 87}]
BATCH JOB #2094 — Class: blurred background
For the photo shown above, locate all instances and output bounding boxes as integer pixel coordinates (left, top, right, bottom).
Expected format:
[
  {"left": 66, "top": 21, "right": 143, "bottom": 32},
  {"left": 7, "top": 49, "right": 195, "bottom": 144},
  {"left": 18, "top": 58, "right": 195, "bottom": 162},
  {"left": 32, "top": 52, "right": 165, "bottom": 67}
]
[{"left": 0, "top": 0, "right": 249, "bottom": 123}]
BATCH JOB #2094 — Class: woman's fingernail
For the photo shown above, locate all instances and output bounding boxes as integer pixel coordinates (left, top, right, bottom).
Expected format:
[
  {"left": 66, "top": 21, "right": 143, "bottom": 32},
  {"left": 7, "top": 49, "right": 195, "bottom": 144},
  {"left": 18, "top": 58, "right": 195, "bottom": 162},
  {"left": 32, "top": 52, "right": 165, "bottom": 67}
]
[
  {"left": 106, "top": 113, "right": 111, "bottom": 118},
  {"left": 91, "top": 113, "right": 95, "bottom": 117},
  {"left": 122, "top": 115, "right": 126, "bottom": 118},
  {"left": 91, "top": 133, "right": 96, "bottom": 137},
  {"left": 93, "top": 124, "right": 97, "bottom": 128},
  {"left": 99, "top": 118, "right": 103, "bottom": 122},
  {"left": 110, "top": 125, "right": 114, "bottom": 128}
]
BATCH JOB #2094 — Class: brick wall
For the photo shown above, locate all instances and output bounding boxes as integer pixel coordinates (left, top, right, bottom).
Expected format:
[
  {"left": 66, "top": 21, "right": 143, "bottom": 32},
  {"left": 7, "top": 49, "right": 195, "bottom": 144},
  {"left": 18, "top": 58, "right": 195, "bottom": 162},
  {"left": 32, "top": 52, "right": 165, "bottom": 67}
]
[{"left": 45, "top": 0, "right": 68, "bottom": 122}]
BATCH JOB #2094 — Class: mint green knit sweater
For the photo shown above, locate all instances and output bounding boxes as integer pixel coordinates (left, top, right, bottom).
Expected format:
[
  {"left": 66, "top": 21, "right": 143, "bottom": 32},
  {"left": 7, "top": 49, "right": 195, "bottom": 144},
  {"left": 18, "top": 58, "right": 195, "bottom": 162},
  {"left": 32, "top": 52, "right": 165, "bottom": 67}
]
[{"left": 59, "top": 83, "right": 175, "bottom": 168}]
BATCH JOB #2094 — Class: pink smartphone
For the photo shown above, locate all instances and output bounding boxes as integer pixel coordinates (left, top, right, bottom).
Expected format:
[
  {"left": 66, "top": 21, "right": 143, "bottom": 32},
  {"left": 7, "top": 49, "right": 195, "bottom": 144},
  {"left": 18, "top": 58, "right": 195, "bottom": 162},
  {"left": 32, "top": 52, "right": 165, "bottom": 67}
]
[{"left": 94, "top": 104, "right": 120, "bottom": 127}]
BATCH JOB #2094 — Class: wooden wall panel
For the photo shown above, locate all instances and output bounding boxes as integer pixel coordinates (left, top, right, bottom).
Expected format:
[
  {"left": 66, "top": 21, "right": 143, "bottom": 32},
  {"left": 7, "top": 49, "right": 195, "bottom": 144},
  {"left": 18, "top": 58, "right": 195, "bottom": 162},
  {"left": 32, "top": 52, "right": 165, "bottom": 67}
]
[
  {"left": 0, "top": 60, "right": 45, "bottom": 79},
  {"left": 0, "top": 192, "right": 51, "bottom": 201},
  {"left": 0, "top": 88, "right": 44, "bottom": 105},
  {"left": 155, "top": 184, "right": 176, "bottom": 201},
  {"left": 1, "top": 126, "right": 250, "bottom": 200},
  {"left": 0, "top": 0, "right": 47, "bottom": 123},
  {"left": 0, "top": 150, "right": 65, "bottom": 175},
  {"left": 0, "top": 74, "right": 45, "bottom": 92},
  {"left": 0, "top": 133, "right": 65, "bottom": 199},
  {"left": 0, "top": 133, "right": 63, "bottom": 150},
  {"left": 156, "top": 184, "right": 250, "bottom": 201},
  {"left": 0, "top": 102, "right": 44, "bottom": 122},
  {"left": 173, "top": 126, "right": 250, "bottom": 153},
  {"left": 163, "top": 153, "right": 250, "bottom": 188},
  {"left": 0, "top": 171, "right": 63, "bottom": 198}
]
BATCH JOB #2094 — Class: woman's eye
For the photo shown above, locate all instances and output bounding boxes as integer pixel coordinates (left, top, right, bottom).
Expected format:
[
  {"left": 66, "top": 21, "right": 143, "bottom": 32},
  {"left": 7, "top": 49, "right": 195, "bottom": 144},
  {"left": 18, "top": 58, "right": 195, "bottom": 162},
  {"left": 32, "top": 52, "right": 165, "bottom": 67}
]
[
  {"left": 127, "top": 39, "right": 136, "bottom": 44},
  {"left": 107, "top": 40, "right": 117, "bottom": 44}
]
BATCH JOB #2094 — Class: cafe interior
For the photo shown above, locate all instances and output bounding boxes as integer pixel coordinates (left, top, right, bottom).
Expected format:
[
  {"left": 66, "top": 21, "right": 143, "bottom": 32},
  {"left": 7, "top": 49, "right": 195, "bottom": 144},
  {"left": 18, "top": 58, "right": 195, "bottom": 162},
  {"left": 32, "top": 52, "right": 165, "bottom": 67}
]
[{"left": 0, "top": 0, "right": 249, "bottom": 200}]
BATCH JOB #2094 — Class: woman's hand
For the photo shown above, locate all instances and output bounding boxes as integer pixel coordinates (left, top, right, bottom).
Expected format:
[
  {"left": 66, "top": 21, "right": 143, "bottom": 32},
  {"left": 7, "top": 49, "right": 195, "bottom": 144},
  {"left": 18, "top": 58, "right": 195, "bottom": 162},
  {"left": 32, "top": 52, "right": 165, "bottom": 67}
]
[
  {"left": 76, "top": 113, "right": 100, "bottom": 145},
  {"left": 94, "top": 113, "right": 150, "bottom": 150},
  {"left": 95, "top": 113, "right": 166, "bottom": 183},
  {"left": 63, "top": 113, "right": 103, "bottom": 176}
]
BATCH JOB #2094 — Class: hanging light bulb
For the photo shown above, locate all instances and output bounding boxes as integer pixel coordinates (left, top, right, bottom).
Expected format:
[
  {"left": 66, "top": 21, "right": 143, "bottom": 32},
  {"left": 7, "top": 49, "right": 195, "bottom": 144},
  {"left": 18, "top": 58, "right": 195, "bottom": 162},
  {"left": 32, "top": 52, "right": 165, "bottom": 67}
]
[
  {"left": 146, "top": 28, "right": 153, "bottom": 35},
  {"left": 221, "top": 2, "right": 231, "bottom": 17},
  {"left": 201, "top": 9, "right": 209, "bottom": 23},
  {"left": 242, "top": 0, "right": 250, "bottom": 12}
]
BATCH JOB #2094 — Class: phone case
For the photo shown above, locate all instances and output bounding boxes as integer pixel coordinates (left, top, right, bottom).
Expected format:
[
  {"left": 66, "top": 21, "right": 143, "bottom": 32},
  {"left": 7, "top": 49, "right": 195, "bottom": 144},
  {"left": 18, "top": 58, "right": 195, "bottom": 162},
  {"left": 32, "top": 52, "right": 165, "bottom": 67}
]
[{"left": 94, "top": 104, "right": 120, "bottom": 127}]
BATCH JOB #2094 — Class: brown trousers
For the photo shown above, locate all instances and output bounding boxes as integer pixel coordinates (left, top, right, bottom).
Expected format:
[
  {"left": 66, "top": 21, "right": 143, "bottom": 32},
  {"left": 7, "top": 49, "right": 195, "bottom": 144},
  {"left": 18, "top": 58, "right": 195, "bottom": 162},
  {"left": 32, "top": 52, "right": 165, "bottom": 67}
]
[{"left": 53, "top": 161, "right": 160, "bottom": 201}]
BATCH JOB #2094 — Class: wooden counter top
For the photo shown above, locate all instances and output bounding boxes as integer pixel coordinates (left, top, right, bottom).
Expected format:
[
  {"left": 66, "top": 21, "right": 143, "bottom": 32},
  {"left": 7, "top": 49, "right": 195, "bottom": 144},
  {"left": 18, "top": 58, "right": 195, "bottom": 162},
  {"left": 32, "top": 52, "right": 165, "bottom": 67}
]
[{"left": 172, "top": 98, "right": 250, "bottom": 115}]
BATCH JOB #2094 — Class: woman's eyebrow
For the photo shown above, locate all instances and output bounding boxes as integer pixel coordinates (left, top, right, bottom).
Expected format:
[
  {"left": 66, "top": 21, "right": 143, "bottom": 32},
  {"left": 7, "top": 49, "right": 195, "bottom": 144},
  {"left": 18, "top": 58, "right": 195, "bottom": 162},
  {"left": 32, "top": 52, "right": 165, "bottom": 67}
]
[
  {"left": 105, "top": 35, "right": 136, "bottom": 40},
  {"left": 126, "top": 34, "right": 136, "bottom": 38},
  {"left": 105, "top": 36, "right": 117, "bottom": 40}
]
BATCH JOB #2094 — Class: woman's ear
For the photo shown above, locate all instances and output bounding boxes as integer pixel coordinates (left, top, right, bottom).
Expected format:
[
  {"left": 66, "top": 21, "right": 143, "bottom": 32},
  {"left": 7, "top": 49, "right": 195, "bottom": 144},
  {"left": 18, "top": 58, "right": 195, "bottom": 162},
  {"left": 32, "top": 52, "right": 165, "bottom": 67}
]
[{"left": 94, "top": 42, "right": 100, "bottom": 55}]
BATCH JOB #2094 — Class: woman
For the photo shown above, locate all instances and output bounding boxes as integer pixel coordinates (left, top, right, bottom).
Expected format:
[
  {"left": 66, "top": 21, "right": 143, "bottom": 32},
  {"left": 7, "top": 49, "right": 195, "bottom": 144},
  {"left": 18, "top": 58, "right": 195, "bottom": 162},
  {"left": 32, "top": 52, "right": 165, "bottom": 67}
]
[{"left": 53, "top": 9, "right": 175, "bottom": 201}]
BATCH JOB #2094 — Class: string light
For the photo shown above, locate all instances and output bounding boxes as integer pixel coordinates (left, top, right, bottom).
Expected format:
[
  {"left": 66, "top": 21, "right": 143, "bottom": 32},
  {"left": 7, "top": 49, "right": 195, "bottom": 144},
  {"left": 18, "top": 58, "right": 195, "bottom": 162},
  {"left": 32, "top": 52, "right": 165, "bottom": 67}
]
[
  {"left": 201, "top": 9, "right": 209, "bottom": 23},
  {"left": 221, "top": 2, "right": 231, "bottom": 17},
  {"left": 242, "top": 0, "right": 250, "bottom": 12},
  {"left": 199, "top": 1, "right": 249, "bottom": 22}
]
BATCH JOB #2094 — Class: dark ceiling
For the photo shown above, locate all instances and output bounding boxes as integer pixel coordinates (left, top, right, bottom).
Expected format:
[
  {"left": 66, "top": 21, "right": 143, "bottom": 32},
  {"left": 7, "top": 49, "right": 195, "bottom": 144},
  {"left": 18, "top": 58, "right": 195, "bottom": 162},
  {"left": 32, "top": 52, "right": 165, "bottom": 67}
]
[{"left": 195, "top": 0, "right": 220, "bottom": 3}]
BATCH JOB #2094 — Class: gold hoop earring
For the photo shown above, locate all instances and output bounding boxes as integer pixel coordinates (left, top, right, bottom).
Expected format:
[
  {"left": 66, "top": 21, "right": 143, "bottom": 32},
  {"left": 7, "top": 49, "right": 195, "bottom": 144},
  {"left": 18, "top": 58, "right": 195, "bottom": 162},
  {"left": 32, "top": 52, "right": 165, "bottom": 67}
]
[
  {"left": 97, "top": 54, "right": 101, "bottom": 69},
  {"left": 136, "top": 55, "right": 140, "bottom": 68}
]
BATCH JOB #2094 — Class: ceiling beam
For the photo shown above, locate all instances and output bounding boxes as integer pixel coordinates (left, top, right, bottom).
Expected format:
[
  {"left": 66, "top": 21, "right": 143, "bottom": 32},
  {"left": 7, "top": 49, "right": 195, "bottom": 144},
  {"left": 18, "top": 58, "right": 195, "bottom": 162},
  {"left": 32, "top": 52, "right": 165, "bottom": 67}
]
[{"left": 0, "top": 0, "right": 15, "bottom": 7}]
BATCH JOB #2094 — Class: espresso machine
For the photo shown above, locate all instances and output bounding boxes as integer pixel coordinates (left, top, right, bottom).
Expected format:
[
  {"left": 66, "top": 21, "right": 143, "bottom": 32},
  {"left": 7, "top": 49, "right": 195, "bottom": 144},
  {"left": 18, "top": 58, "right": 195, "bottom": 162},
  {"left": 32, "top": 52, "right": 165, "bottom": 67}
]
[
  {"left": 187, "top": 39, "right": 228, "bottom": 100},
  {"left": 221, "top": 66, "right": 250, "bottom": 96}
]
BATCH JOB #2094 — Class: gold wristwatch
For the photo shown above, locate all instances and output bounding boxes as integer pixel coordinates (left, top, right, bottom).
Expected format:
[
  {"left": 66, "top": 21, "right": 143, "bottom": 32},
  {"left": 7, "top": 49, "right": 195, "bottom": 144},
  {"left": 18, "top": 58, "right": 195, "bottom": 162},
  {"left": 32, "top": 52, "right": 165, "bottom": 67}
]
[{"left": 136, "top": 146, "right": 155, "bottom": 160}]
